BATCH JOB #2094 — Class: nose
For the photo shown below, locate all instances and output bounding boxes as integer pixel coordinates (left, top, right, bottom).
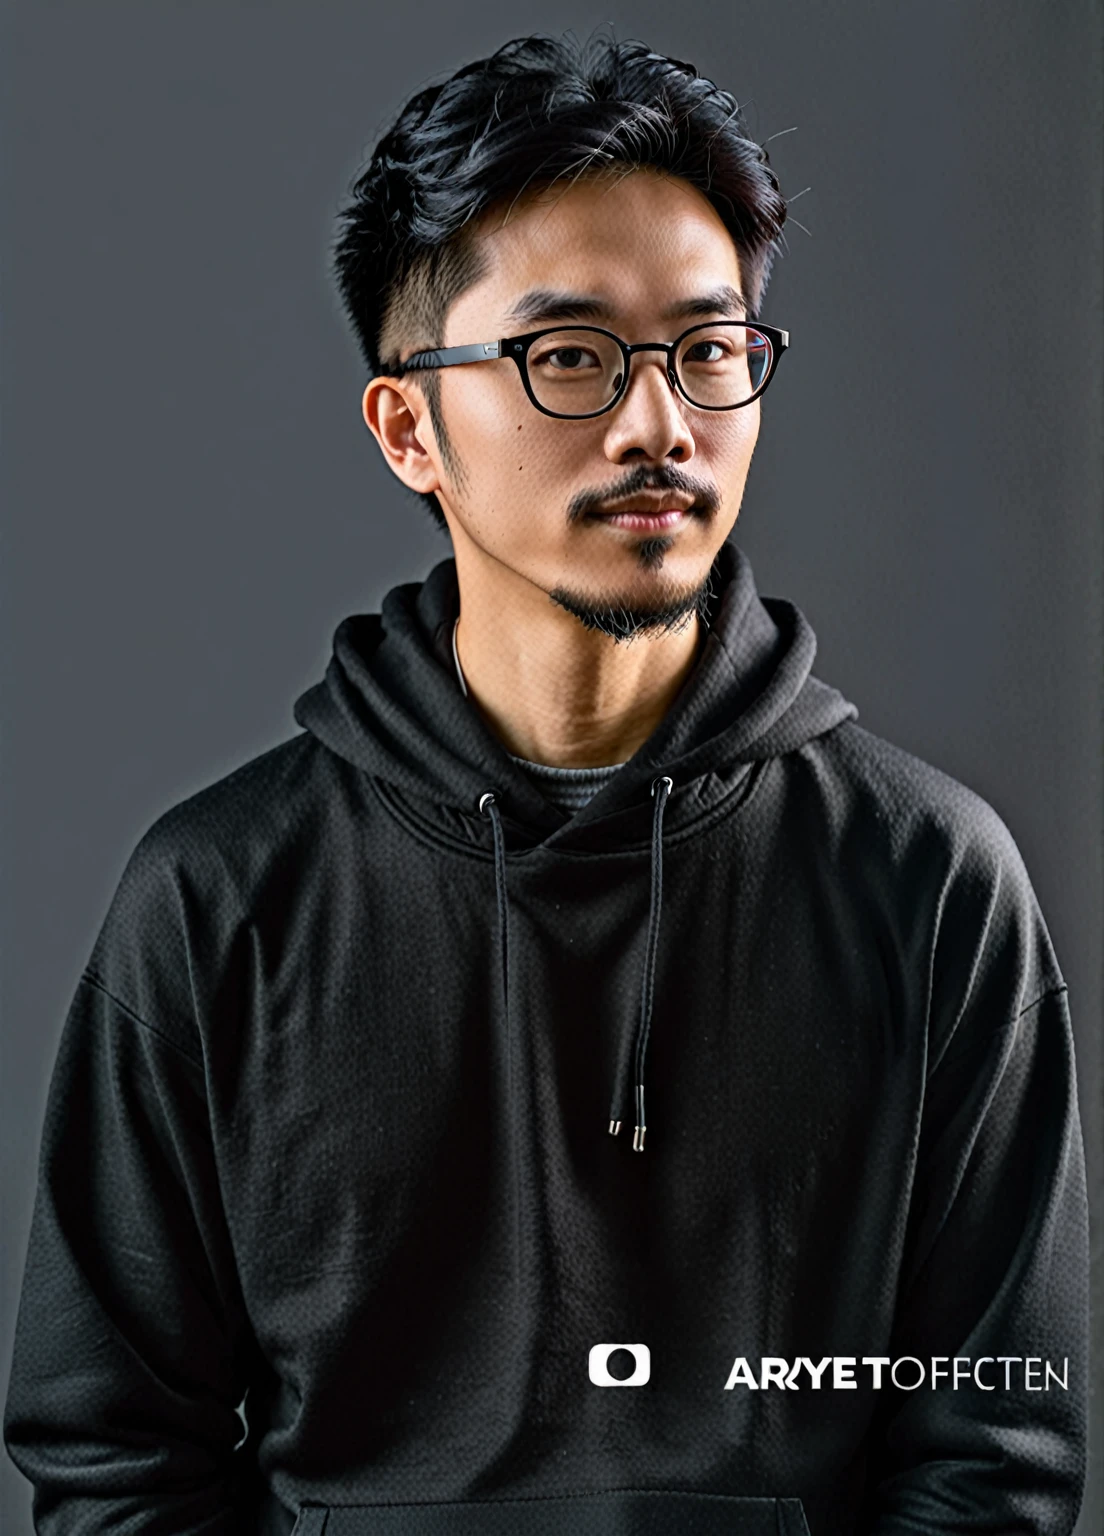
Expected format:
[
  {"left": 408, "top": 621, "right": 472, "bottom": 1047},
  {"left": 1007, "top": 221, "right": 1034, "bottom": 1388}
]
[{"left": 601, "top": 350, "right": 696, "bottom": 466}]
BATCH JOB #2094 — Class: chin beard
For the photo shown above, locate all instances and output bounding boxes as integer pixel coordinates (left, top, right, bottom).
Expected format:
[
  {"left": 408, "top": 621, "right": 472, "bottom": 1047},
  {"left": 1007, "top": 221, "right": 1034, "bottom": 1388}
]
[{"left": 548, "top": 562, "right": 717, "bottom": 642}]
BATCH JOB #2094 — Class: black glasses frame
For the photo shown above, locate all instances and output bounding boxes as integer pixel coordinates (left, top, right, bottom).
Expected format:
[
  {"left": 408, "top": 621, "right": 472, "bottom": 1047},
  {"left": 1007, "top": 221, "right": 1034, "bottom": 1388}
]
[{"left": 390, "top": 320, "right": 790, "bottom": 419}]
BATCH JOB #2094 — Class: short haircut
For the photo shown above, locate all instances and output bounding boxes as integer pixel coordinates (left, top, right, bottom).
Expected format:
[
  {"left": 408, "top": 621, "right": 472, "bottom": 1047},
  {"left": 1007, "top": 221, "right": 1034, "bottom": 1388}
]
[{"left": 332, "top": 32, "right": 789, "bottom": 529}]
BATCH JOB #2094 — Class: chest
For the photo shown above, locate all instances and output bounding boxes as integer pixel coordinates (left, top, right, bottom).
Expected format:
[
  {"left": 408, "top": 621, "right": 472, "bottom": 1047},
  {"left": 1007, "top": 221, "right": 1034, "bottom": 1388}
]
[{"left": 202, "top": 822, "right": 922, "bottom": 1317}]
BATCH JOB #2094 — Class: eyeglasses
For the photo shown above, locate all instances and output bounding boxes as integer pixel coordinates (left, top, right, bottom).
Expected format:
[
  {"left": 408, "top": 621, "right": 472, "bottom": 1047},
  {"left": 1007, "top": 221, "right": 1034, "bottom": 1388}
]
[{"left": 391, "top": 320, "right": 789, "bottom": 420}]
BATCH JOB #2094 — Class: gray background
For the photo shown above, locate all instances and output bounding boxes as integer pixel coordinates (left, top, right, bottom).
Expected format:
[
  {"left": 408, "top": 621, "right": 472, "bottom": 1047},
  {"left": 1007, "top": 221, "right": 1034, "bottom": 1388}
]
[{"left": 2, "top": 1, "right": 1101, "bottom": 1531}]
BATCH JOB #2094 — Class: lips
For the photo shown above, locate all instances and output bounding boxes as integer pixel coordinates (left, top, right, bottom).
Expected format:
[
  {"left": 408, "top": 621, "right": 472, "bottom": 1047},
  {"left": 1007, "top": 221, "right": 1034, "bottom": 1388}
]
[
  {"left": 568, "top": 473, "right": 718, "bottom": 526},
  {"left": 594, "top": 508, "right": 688, "bottom": 529},
  {"left": 589, "top": 500, "right": 693, "bottom": 530}
]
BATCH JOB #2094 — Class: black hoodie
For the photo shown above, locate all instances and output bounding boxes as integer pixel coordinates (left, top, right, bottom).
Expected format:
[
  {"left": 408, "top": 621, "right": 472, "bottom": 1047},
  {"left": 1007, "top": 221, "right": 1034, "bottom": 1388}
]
[{"left": 4, "top": 541, "right": 1089, "bottom": 1536}]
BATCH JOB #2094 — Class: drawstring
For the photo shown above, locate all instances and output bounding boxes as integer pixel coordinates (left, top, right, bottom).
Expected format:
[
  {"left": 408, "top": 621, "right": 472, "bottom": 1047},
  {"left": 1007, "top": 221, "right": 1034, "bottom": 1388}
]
[
  {"left": 479, "top": 791, "right": 510, "bottom": 1014},
  {"left": 479, "top": 790, "right": 521, "bottom": 1287},
  {"left": 608, "top": 775, "right": 673, "bottom": 1151},
  {"left": 479, "top": 774, "right": 674, "bottom": 1157}
]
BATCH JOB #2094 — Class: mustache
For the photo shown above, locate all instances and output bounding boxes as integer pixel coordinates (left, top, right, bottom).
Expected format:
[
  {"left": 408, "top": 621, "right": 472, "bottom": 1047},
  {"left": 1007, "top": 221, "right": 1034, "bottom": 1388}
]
[{"left": 566, "top": 464, "right": 721, "bottom": 523}]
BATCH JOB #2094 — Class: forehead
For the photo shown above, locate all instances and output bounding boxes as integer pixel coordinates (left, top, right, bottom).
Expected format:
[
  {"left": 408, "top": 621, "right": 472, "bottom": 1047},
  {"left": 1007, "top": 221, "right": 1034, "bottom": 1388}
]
[{"left": 450, "top": 169, "right": 743, "bottom": 328}]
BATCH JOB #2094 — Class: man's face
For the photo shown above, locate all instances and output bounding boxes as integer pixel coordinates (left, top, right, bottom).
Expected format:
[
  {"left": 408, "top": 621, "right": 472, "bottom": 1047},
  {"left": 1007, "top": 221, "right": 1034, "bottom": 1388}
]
[{"left": 379, "top": 169, "right": 762, "bottom": 634}]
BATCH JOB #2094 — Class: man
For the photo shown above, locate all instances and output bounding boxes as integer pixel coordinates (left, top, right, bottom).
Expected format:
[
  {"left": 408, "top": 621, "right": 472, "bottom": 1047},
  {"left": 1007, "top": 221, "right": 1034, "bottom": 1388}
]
[{"left": 4, "top": 32, "right": 1089, "bottom": 1536}]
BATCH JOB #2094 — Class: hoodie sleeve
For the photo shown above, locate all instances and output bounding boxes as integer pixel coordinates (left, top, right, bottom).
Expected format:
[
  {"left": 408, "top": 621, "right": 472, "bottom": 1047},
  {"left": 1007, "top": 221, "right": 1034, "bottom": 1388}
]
[
  {"left": 862, "top": 803, "right": 1090, "bottom": 1535},
  {"left": 3, "top": 826, "right": 260, "bottom": 1534}
]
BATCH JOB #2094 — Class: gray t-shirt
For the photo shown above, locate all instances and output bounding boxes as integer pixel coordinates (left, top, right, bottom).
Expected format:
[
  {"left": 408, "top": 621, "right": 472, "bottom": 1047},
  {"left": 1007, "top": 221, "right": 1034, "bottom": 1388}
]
[{"left": 505, "top": 754, "right": 625, "bottom": 814}]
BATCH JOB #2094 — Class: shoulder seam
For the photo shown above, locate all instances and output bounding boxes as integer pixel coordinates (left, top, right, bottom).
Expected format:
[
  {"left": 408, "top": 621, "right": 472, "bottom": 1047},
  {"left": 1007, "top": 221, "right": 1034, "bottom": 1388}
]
[{"left": 80, "top": 970, "right": 204, "bottom": 1068}]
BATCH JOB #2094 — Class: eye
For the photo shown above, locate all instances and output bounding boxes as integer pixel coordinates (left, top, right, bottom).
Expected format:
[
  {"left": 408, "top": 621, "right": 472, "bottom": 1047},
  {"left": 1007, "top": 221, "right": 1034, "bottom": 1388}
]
[
  {"left": 683, "top": 339, "right": 730, "bottom": 364},
  {"left": 533, "top": 345, "right": 602, "bottom": 371}
]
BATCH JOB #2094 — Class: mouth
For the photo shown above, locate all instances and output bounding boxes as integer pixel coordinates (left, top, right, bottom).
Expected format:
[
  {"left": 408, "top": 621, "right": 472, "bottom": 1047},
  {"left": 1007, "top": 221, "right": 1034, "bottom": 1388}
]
[{"left": 587, "top": 499, "right": 696, "bottom": 532}]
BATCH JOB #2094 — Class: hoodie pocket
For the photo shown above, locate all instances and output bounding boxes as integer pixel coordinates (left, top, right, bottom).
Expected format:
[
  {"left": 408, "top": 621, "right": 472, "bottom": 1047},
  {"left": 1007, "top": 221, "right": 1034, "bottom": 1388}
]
[{"left": 290, "top": 1490, "right": 811, "bottom": 1535}]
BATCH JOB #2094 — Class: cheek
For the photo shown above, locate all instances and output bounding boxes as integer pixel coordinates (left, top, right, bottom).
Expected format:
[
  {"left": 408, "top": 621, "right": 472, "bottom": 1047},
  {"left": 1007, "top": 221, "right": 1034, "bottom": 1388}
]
[
  {"left": 439, "top": 375, "right": 591, "bottom": 512},
  {"left": 696, "top": 403, "right": 760, "bottom": 475},
  {"left": 716, "top": 399, "right": 761, "bottom": 451},
  {"left": 509, "top": 423, "right": 601, "bottom": 492},
  {"left": 439, "top": 372, "right": 540, "bottom": 482}
]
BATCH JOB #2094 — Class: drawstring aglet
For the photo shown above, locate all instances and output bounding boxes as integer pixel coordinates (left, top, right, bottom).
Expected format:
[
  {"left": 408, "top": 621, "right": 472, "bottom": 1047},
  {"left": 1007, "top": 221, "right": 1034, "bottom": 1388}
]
[
  {"left": 633, "top": 1083, "right": 646, "bottom": 1152},
  {"left": 608, "top": 1119, "right": 622, "bottom": 1136}
]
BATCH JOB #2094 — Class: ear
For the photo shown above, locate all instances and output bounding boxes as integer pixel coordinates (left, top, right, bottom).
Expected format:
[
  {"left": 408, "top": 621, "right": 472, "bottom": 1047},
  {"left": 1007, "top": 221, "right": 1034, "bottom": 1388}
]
[{"left": 362, "top": 376, "right": 444, "bottom": 496}]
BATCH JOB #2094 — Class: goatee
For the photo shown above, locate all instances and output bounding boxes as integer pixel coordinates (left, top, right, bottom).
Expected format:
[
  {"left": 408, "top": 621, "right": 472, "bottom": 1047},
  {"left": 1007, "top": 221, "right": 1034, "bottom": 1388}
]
[{"left": 548, "top": 565, "right": 717, "bottom": 642}]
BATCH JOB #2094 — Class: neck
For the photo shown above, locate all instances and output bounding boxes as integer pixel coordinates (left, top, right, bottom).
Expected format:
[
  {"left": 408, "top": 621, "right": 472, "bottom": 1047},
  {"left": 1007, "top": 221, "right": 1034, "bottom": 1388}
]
[{"left": 451, "top": 548, "right": 706, "bottom": 769}]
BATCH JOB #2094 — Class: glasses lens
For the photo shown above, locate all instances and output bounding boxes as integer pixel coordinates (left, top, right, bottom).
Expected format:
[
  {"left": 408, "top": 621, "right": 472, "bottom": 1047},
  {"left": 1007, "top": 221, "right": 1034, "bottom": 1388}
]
[
  {"left": 524, "top": 329, "right": 627, "bottom": 416},
  {"left": 675, "top": 324, "right": 773, "bottom": 408}
]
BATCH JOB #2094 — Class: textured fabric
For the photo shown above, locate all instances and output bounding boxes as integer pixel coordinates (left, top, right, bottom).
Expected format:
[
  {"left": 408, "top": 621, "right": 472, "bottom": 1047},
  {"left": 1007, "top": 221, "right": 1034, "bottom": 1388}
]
[
  {"left": 506, "top": 756, "right": 626, "bottom": 814},
  {"left": 3, "top": 540, "right": 1089, "bottom": 1536},
  {"left": 289, "top": 1490, "right": 812, "bottom": 1534}
]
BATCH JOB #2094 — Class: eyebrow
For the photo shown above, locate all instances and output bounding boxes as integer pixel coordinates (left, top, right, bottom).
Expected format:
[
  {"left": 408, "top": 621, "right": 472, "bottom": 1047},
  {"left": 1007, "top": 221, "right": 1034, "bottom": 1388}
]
[
  {"left": 663, "top": 284, "right": 749, "bottom": 320},
  {"left": 506, "top": 290, "right": 610, "bottom": 325},
  {"left": 505, "top": 283, "right": 750, "bottom": 328}
]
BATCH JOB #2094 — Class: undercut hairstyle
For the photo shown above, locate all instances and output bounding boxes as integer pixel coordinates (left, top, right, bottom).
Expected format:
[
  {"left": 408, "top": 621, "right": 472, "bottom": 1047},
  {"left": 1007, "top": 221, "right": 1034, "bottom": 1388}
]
[{"left": 332, "top": 32, "right": 789, "bottom": 530}]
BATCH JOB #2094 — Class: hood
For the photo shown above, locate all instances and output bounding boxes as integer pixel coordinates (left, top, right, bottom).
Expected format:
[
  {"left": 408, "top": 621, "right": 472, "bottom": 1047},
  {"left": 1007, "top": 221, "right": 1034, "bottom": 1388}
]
[
  {"left": 294, "top": 539, "right": 857, "bottom": 1152},
  {"left": 294, "top": 539, "right": 855, "bottom": 842}
]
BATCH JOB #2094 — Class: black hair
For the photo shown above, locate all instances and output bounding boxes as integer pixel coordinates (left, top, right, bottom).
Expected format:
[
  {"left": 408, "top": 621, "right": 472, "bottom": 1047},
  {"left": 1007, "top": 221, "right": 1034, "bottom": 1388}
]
[{"left": 332, "top": 32, "right": 789, "bottom": 530}]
